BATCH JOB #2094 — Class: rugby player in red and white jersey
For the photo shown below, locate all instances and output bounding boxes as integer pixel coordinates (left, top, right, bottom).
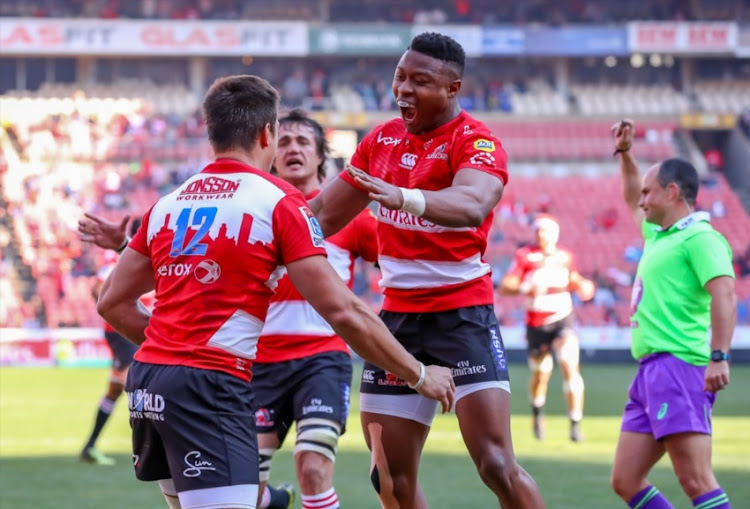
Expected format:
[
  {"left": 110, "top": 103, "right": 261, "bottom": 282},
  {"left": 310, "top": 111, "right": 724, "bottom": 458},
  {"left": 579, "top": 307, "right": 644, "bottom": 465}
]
[
  {"left": 96, "top": 75, "right": 454, "bottom": 509},
  {"left": 308, "top": 33, "right": 545, "bottom": 509},
  {"left": 79, "top": 217, "right": 154, "bottom": 466},
  {"left": 501, "top": 214, "right": 595, "bottom": 442},
  {"left": 253, "top": 109, "right": 379, "bottom": 509}
]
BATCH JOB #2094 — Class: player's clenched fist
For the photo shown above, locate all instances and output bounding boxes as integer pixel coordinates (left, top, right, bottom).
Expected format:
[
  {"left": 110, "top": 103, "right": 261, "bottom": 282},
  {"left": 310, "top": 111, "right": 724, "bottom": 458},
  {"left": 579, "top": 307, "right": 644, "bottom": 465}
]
[{"left": 416, "top": 365, "right": 456, "bottom": 413}]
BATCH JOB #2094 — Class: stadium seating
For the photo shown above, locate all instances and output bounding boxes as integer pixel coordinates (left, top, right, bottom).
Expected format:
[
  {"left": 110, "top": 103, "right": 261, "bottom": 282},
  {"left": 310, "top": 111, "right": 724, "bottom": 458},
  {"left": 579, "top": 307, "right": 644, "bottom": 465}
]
[{"left": 488, "top": 120, "right": 677, "bottom": 162}]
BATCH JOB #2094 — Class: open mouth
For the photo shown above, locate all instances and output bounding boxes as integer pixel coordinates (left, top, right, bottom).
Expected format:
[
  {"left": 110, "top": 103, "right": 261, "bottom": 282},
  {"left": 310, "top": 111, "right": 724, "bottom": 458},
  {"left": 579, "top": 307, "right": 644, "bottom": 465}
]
[
  {"left": 397, "top": 100, "right": 417, "bottom": 124},
  {"left": 284, "top": 157, "right": 304, "bottom": 168}
]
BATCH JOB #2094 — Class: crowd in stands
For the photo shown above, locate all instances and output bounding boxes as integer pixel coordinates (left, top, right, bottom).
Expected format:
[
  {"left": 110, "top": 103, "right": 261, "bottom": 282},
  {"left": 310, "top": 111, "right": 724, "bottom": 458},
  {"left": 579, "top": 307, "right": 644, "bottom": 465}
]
[
  {"left": 0, "top": 0, "right": 744, "bottom": 22},
  {"left": 2, "top": 95, "right": 750, "bottom": 330}
]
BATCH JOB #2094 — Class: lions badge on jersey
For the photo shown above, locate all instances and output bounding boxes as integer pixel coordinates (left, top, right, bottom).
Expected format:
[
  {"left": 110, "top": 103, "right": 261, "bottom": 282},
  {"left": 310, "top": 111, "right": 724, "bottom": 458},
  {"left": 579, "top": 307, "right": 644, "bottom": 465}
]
[
  {"left": 299, "top": 206, "right": 325, "bottom": 248},
  {"left": 473, "top": 139, "right": 496, "bottom": 152}
]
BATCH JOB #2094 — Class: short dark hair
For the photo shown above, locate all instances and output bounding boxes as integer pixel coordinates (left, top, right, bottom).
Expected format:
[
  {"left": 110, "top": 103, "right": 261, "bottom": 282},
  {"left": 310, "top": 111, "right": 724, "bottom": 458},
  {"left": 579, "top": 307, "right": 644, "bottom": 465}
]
[
  {"left": 409, "top": 32, "right": 465, "bottom": 78},
  {"left": 657, "top": 158, "right": 699, "bottom": 206},
  {"left": 278, "top": 108, "right": 329, "bottom": 182},
  {"left": 203, "top": 75, "right": 279, "bottom": 153}
]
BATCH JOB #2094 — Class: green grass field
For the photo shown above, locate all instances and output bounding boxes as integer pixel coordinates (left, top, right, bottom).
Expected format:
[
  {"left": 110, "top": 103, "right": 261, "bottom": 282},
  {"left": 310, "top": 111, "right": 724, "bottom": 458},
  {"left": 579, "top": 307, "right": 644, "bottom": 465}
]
[{"left": 1, "top": 363, "right": 748, "bottom": 509}]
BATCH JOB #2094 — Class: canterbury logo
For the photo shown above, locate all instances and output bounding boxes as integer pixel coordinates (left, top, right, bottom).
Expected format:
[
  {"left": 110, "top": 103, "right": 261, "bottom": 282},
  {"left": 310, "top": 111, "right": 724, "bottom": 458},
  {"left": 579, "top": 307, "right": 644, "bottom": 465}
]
[{"left": 400, "top": 153, "right": 418, "bottom": 170}]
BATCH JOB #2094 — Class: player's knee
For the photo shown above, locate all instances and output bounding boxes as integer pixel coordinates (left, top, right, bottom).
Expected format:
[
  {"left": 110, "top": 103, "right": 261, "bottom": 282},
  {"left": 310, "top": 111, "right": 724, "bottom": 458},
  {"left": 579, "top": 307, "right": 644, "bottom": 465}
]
[
  {"left": 258, "top": 447, "right": 277, "bottom": 483},
  {"left": 296, "top": 452, "right": 331, "bottom": 491},
  {"left": 558, "top": 335, "right": 580, "bottom": 362},
  {"left": 674, "top": 468, "right": 714, "bottom": 498},
  {"left": 475, "top": 448, "right": 519, "bottom": 493},
  {"left": 562, "top": 373, "right": 584, "bottom": 394},
  {"left": 528, "top": 354, "right": 553, "bottom": 374},
  {"left": 294, "top": 418, "right": 341, "bottom": 463}
]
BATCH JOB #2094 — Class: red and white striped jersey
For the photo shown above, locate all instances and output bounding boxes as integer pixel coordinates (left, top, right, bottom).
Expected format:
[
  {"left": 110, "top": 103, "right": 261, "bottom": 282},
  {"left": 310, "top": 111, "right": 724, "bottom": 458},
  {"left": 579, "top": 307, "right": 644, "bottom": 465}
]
[
  {"left": 128, "top": 159, "right": 327, "bottom": 381},
  {"left": 505, "top": 245, "right": 576, "bottom": 327},
  {"left": 340, "top": 111, "right": 508, "bottom": 313},
  {"left": 256, "top": 189, "right": 379, "bottom": 363}
]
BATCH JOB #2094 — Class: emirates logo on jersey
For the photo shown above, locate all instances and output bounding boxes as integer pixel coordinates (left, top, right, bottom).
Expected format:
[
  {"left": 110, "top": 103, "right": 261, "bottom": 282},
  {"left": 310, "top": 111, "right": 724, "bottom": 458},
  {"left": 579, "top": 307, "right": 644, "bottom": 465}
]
[
  {"left": 194, "top": 259, "right": 221, "bottom": 284},
  {"left": 400, "top": 153, "right": 418, "bottom": 170}
]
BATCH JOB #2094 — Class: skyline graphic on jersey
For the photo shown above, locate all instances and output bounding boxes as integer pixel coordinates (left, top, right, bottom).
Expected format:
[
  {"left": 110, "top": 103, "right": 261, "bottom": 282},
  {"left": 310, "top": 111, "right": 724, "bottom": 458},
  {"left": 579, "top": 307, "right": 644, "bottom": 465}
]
[{"left": 146, "top": 172, "right": 287, "bottom": 250}]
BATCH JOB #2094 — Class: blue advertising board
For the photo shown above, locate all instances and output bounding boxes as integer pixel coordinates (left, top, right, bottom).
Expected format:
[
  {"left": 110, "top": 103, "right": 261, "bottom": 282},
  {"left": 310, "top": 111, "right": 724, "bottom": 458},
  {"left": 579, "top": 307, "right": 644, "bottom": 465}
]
[
  {"left": 481, "top": 27, "right": 525, "bottom": 55},
  {"left": 524, "top": 27, "right": 628, "bottom": 55}
]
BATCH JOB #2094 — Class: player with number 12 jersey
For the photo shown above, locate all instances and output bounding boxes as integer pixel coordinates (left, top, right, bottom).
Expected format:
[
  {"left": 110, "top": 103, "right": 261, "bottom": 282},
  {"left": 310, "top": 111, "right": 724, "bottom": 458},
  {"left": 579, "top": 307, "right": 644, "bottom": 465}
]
[{"left": 128, "top": 159, "right": 327, "bottom": 381}]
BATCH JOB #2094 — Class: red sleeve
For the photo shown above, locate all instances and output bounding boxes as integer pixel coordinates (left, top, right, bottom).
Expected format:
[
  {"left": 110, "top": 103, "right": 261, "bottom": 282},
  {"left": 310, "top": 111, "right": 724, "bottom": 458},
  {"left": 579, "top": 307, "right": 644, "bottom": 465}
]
[
  {"left": 128, "top": 207, "right": 154, "bottom": 256},
  {"left": 339, "top": 126, "right": 379, "bottom": 191},
  {"left": 272, "top": 193, "right": 328, "bottom": 265},
  {"left": 452, "top": 126, "right": 508, "bottom": 185},
  {"left": 353, "top": 208, "right": 379, "bottom": 263},
  {"left": 505, "top": 249, "right": 528, "bottom": 279}
]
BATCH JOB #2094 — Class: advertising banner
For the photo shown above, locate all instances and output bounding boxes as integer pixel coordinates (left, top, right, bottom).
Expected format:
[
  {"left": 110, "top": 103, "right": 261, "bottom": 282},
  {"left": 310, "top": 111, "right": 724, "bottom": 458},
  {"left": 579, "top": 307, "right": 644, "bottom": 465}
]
[
  {"left": 736, "top": 25, "right": 750, "bottom": 57},
  {"left": 480, "top": 27, "right": 524, "bottom": 56},
  {"left": 309, "top": 25, "right": 411, "bottom": 55},
  {"left": 525, "top": 27, "right": 628, "bottom": 56},
  {"left": 0, "top": 18, "right": 308, "bottom": 56},
  {"left": 628, "top": 22, "right": 737, "bottom": 54},
  {"left": 0, "top": 328, "right": 111, "bottom": 367}
]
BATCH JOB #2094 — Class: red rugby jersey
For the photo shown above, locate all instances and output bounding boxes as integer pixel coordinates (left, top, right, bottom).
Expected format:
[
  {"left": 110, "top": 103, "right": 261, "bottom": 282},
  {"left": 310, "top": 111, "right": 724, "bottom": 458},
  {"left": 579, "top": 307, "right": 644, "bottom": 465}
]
[
  {"left": 256, "top": 189, "right": 379, "bottom": 363},
  {"left": 128, "top": 159, "right": 327, "bottom": 381},
  {"left": 505, "top": 245, "right": 576, "bottom": 327},
  {"left": 340, "top": 111, "right": 507, "bottom": 313}
]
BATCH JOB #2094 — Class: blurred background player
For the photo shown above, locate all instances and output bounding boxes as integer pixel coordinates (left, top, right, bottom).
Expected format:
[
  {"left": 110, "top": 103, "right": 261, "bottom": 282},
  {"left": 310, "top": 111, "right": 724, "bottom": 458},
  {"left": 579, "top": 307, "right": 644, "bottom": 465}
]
[
  {"left": 79, "top": 216, "right": 153, "bottom": 465},
  {"left": 610, "top": 120, "right": 735, "bottom": 509},
  {"left": 253, "top": 109, "right": 378, "bottom": 509},
  {"left": 500, "top": 214, "right": 594, "bottom": 442}
]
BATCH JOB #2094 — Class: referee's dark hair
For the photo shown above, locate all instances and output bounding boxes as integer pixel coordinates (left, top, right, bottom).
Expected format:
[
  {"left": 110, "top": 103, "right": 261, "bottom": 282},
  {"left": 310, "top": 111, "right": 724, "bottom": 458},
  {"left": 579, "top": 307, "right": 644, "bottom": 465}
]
[{"left": 657, "top": 158, "right": 699, "bottom": 206}]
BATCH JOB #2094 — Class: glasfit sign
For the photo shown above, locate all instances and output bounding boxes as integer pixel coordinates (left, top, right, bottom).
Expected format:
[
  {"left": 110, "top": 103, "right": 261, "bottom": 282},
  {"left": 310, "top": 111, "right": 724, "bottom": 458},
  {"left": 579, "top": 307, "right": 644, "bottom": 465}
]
[{"left": 0, "top": 18, "right": 308, "bottom": 56}]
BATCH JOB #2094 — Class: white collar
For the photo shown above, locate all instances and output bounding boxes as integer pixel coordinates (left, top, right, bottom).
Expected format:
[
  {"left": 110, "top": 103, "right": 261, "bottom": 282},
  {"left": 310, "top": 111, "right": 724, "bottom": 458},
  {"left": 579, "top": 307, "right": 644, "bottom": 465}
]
[{"left": 653, "top": 211, "right": 711, "bottom": 232}]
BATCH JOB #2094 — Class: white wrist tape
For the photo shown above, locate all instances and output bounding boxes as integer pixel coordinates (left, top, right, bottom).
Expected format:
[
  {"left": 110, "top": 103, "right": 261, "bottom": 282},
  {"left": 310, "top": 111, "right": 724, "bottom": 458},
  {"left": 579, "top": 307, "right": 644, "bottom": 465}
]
[
  {"left": 408, "top": 361, "right": 426, "bottom": 391},
  {"left": 399, "top": 188, "right": 426, "bottom": 217}
]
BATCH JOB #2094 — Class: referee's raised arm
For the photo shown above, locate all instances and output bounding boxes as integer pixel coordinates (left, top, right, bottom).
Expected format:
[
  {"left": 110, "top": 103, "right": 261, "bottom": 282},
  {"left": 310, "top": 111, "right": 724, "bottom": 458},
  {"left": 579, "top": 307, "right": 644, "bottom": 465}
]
[{"left": 612, "top": 119, "right": 644, "bottom": 225}]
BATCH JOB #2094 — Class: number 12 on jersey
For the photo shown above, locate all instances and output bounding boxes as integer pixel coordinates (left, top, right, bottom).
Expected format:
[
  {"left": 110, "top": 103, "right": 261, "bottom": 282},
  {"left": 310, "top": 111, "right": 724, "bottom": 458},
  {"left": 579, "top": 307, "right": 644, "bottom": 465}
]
[{"left": 170, "top": 206, "right": 217, "bottom": 257}]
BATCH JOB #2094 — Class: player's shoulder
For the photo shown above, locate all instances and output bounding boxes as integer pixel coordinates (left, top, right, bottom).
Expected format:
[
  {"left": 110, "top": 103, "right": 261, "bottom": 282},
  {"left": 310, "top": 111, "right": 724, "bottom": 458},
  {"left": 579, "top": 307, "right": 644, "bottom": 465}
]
[
  {"left": 682, "top": 221, "right": 730, "bottom": 248},
  {"left": 457, "top": 112, "right": 500, "bottom": 141}
]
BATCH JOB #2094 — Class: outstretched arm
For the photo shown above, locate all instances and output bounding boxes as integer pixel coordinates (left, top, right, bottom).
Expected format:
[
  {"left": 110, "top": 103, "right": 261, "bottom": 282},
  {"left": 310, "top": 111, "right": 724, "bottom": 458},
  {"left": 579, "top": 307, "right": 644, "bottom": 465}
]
[
  {"left": 287, "top": 254, "right": 455, "bottom": 412},
  {"left": 348, "top": 166, "right": 503, "bottom": 228},
  {"left": 308, "top": 177, "right": 372, "bottom": 237},
  {"left": 78, "top": 212, "right": 130, "bottom": 251}
]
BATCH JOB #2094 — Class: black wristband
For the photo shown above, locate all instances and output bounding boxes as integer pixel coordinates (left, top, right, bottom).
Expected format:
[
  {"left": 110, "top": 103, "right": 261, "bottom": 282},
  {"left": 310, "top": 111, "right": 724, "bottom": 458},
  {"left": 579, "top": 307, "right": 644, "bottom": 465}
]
[
  {"left": 613, "top": 147, "right": 631, "bottom": 156},
  {"left": 116, "top": 237, "right": 130, "bottom": 254}
]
